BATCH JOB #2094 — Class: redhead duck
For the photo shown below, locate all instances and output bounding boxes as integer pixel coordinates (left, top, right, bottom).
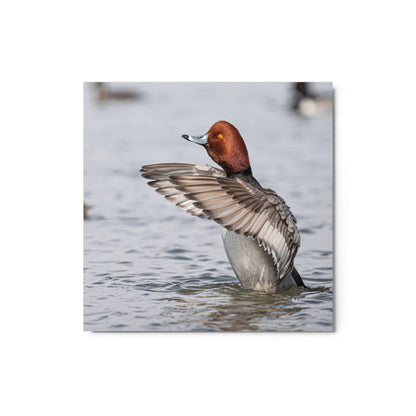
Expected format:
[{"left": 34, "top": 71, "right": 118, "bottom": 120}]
[
  {"left": 141, "top": 121, "right": 305, "bottom": 293},
  {"left": 292, "top": 82, "right": 332, "bottom": 117}
]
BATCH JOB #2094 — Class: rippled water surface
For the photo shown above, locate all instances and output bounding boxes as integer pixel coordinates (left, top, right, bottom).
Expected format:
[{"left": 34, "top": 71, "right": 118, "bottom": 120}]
[{"left": 84, "top": 82, "right": 333, "bottom": 331}]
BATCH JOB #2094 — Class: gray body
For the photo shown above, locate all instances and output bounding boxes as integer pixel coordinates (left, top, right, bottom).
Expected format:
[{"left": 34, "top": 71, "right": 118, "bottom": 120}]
[{"left": 221, "top": 228, "right": 297, "bottom": 292}]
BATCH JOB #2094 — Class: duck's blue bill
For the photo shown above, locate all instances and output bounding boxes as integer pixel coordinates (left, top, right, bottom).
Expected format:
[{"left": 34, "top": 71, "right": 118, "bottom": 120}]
[{"left": 182, "top": 133, "right": 209, "bottom": 146}]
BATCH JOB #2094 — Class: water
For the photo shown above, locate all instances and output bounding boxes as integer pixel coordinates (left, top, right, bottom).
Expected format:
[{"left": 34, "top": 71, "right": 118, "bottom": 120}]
[{"left": 84, "top": 82, "right": 333, "bottom": 331}]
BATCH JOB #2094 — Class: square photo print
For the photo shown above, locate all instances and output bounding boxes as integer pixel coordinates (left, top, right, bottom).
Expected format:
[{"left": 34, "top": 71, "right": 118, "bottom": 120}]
[{"left": 84, "top": 82, "right": 333, "bottom": 331}]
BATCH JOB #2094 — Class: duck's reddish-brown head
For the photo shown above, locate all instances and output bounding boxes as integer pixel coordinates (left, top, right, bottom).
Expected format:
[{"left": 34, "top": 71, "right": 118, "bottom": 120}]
[{"left": 182, "top": 121, "right": 250, "bottom": 175}]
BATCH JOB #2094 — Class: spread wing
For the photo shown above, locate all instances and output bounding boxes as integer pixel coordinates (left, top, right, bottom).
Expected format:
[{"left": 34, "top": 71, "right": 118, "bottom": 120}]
[
  {"left": 141, "top": 163, "right": 300, "bottom": 282},
  {"left": 141, "top": 163, "right": 226, "bottom": 218}
]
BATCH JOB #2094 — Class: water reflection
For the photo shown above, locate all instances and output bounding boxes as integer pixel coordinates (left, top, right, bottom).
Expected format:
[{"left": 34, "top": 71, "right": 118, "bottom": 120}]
[{"left": 203, "top": 291, "right": 302, "bottom": 331}]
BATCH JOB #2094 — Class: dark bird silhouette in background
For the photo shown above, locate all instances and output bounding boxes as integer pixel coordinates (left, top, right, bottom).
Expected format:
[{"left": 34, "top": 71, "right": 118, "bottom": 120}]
[
  {"left": 292, "top": 82, "right": 332, "bottom": 117},
  {"left": 84, "top": 203, "right": 92, "bottom": 220},
  {"left": 94, "top": 82, "right": 140, "bottom": 102}
]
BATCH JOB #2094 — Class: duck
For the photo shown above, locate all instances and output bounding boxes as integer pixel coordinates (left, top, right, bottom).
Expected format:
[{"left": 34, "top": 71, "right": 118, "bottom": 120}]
[
  {"left": 140, "top": 121, "right": 305, "bottom": 293},
  {"left": 292, "top": 82, "right": 332, "bottom": 117},
  {"left": 94, "top": 82, "right": 140, "bottom": 102},
  {"left": 84, "top": 203, "right": 92, "bottom": 220}
]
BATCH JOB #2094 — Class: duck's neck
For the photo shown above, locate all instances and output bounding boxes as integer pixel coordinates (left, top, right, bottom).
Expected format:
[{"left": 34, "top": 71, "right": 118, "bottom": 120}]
[
  {"left": 226, "top": 166, "right": 252, "bottom": 177},
  {"left": 226, "top": 166, "right": 262, "bottom": 188}
]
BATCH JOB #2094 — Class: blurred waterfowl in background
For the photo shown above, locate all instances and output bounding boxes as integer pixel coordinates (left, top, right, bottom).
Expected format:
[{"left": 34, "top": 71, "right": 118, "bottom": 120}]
[
  {"left": 292, "top": 82, "right": 332, "bottom": 117},
  {"left": 84, "top": 203, "right": 92, "bottom": 219},
  {"left": 94, "top": 82, "right": 140, "bottom": 102}
]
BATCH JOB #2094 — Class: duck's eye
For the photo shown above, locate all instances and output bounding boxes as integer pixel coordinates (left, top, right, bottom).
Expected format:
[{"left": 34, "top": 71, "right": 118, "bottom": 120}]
[{"left": 217, "top": 133, "right": 223, "bottom": 139}]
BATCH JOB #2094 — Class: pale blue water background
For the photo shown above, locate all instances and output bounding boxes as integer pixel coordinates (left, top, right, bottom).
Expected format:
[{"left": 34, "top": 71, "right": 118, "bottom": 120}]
[{"left": 84, "top": 82, "right": 333, "bottom": 331}]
